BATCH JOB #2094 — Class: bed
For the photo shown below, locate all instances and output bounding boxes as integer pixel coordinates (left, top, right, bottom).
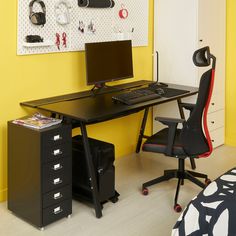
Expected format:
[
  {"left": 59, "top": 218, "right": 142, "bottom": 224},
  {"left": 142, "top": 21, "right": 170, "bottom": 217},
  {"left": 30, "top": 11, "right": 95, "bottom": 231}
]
[{"left": 172, "top": 168, "right": 236, "bottom": 236}]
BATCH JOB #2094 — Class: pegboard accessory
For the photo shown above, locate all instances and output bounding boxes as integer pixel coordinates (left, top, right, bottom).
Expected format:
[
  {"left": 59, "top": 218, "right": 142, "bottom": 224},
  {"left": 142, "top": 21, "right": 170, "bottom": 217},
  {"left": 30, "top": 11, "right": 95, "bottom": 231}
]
[
  {"left": 119, "top": 4, "right": 128, "bottom": 19},
  {"left": 78, "top": 0, "right": 115, "bottom": 8},
  {"left": 56, "top": 33, "right": 61, "bottom": 50},
  {"left": 25, "top": 35, "right": 44, "bottom": 43},
  {"left": 55, "top": 0, "right": 72, "bottom": 25},
  {"left": 29, "top": 0, "right": 46, "bottom": 26},
  {"left": 62, "top": 32, "right": 67, "bottom": 47}
]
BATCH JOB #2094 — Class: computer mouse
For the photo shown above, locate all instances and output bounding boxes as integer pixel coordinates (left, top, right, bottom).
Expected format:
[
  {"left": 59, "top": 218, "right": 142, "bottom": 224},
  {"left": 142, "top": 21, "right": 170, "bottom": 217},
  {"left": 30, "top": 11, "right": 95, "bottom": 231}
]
[{"left": 155, "top": 88, "right": 164, "bottom": 95}]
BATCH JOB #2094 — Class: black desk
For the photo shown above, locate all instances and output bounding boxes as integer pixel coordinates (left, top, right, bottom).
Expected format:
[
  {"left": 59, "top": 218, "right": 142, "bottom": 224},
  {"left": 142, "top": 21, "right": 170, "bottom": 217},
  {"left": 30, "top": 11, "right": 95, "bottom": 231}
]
[{"left": 21, "top": 80, "right": 198, "bottom": 218}]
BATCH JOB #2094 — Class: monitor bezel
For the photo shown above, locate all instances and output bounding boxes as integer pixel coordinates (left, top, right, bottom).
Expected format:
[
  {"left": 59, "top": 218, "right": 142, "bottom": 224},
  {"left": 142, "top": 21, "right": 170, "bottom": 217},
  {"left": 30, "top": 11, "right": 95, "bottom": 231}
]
[{"left": 85, "top": 40, "right": 134, "bottom": 86}]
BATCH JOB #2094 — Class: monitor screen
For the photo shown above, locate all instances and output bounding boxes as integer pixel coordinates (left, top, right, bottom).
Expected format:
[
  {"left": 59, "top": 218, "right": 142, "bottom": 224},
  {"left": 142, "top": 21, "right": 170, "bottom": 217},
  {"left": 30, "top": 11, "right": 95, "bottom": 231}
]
[{"left": 85, "top": 40, "right": 134, "bottom": 86}]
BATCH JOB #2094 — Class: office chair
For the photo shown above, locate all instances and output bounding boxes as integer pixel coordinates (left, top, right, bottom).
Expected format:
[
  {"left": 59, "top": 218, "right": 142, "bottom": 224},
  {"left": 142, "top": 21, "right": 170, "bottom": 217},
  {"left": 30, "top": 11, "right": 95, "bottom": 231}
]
[{"left": 141, "top": 46, "right": 216, "bottom": 212}]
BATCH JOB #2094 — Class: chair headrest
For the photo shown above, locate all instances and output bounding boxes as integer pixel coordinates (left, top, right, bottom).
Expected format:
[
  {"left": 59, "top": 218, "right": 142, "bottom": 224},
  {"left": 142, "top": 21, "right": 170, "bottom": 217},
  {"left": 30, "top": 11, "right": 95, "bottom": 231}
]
[{"left": 192, "top": 46, "right": 211, "bottom": 67}]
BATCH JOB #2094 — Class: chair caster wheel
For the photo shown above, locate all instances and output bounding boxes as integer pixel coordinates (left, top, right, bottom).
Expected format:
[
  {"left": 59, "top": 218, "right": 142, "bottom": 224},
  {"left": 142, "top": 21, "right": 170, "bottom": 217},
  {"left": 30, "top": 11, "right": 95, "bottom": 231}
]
[
  {"left": 174, "top": 204, "right": 182, "bottom": 213},
  {"left": 142, "top": 187, "right": 149, "bottom": 196},
  {"left": 205, "top": 178, "right": 211, "bottom": 186}
]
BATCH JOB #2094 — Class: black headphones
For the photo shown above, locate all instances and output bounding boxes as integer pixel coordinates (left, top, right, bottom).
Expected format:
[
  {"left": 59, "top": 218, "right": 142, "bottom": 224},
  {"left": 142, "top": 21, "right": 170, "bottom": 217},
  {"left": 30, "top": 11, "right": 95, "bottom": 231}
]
[{"left": 29, "top": 0, "right": 46, "bottom": 26}]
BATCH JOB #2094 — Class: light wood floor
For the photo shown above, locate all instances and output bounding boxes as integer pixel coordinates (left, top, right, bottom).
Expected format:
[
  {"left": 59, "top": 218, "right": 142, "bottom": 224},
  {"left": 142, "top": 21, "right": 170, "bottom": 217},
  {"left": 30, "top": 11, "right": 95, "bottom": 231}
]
[{"left": 1, "top": 145, "right": 236, "bottom": 236}]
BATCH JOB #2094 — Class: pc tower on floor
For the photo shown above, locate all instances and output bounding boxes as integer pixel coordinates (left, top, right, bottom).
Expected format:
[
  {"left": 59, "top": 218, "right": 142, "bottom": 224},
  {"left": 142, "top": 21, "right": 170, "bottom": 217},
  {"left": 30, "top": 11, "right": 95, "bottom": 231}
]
[{"left": 72, "top": 135, "right": 119, "bottom": 204}]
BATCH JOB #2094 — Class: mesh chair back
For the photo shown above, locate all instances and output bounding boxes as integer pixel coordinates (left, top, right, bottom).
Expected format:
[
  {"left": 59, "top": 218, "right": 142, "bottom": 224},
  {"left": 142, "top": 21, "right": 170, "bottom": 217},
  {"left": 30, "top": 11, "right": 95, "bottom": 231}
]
[{"left": 180, "top": 47, "right": 215, "bottom": 156}]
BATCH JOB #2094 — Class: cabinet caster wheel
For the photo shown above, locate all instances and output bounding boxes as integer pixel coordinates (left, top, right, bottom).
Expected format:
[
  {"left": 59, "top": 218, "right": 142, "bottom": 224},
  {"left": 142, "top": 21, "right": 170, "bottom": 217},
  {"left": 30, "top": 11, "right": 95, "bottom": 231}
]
[
  {"left": 109, "top": 191, "right": 120, "bottom": 203},
  {"left": 67, "top": 214, "right": 72, "bottom": 218},
  {"left": 39, "top": 227, "right": 45, "bottom": 231},
  {"left": 174, "top": 204, "right": 182, "bottom": 213},
  {"left": 142, "top": 187, "right": 149, "bottom": 196},
  {"left": 110, "top": 196, "right": 119, "bottom": 203},
  {"left": 205, "top": 178, "right": 211, "bottom": 186}
]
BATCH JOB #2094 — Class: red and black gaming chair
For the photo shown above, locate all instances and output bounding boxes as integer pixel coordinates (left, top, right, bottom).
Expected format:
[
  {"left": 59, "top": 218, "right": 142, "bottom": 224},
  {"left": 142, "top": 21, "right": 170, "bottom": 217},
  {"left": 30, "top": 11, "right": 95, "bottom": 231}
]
[{"left": 141, "top": 46, "right": 216, "bottom": 212}]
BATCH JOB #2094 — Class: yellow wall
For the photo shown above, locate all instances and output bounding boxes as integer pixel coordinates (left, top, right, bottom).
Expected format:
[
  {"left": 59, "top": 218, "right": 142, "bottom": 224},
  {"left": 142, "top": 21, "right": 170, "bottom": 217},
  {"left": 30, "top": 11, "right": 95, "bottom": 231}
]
[
  {"left": 1, "top": 0, "right": 236, "bottom": 202},
  {"left": 0, "top": 2, "right": 154, "bottom": 201},
  {"left": 225, "top": 0, "right": 236, "bottom": 146}
]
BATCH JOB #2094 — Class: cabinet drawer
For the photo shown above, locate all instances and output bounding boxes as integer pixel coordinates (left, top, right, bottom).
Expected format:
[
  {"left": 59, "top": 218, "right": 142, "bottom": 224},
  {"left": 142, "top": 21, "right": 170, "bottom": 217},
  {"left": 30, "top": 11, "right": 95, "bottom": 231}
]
[
  {"left": 208, "top": 92, "right": 225, "bottom": 113},
  {"left": 43, "top": 185, "right": 71, "bottom": 208},
  {"left": 42, "top": 143, "right": 71, "bottom": 163},
  {"left": 210, "top": 127, "right": 225, "bottom": 148},
  {"left": 42, "top": 199, "right": 72, "bottom": 226},
  {"left": 43, "top": 158, "right": 70, "bottom": 179},
  {"left": 207, "top": 110, "right": 224, "bottom": 131},
  {"left": 42, "top": 125, "right": 71, "bottom": 147},
  {"left": 42, "top": 170, "right": 71, "bottom": 193}
]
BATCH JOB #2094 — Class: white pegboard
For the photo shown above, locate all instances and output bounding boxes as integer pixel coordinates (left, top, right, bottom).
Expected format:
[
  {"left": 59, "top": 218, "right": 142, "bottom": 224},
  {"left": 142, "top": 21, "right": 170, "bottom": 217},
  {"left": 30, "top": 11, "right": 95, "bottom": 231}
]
[{"left": 17, "top": 0, "right": 149, "bottom": 55}]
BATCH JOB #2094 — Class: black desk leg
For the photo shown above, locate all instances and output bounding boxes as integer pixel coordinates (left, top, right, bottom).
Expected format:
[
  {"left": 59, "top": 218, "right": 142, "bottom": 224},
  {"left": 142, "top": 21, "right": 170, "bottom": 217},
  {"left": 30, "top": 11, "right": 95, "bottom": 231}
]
[
  {"left": 136, "top": 108, "right": 149, "bottom": 153},
  {"left": 177, "top": 98, "right": 196, "bottom": 170},
  {"left": 80, "top": 122, "right": 103, "bottom": 218},
  {"left": 177, "top": 98, "right": 185, "bottom": 120}
]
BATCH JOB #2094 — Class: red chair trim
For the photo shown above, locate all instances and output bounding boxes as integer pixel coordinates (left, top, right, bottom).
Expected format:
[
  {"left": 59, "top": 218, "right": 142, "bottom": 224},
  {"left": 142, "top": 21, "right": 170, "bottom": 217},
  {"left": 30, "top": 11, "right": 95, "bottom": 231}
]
[{"left": 199, "top": 69, "right": 215, "bottom": 158}]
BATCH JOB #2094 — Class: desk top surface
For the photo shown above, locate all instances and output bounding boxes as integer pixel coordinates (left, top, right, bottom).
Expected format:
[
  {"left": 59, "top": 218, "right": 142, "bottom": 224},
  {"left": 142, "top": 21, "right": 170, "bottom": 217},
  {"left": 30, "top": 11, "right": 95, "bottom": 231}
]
[
  {"left": 23, "top": 81, "right": 198, "bottom": 124},
  {"left": 21, "top": 80, "right": 150, "bottom": 108}
]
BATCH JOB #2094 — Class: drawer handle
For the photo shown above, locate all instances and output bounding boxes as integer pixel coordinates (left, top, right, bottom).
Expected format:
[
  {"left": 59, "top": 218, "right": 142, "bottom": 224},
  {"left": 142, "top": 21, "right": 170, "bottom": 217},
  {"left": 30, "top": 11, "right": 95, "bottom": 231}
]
[
  {"left": 53, "top": 178, "right": 62, "bottom": 185},
  {"left": 54, "top": 192, "right": 63, "bottom": 200},
  {"left": 52, "top": 149, "right": 62, "bottom": 156},
  {"left": 52, "top": 134, "right": 62, "bottom": 141},
  {"left": 211, "top": 121, "right": 215, "bottom": 124},
  {"left": 53, "top": 206, "right": 63, "bottom": 215},
  {"left": 52, "top": 163, "right": 63, "bottom": 171}
]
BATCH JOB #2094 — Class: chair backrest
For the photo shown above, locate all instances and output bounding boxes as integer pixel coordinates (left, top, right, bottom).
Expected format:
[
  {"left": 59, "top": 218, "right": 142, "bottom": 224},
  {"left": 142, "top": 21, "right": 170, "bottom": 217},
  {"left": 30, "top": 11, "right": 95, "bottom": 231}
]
[{"left": 180, "top": 47, "right": 216, "bottom": 157}]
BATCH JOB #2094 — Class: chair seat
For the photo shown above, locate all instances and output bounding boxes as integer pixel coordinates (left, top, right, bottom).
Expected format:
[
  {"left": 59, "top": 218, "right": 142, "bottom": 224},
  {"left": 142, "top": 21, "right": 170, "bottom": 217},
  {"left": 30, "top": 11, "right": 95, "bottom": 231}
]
[{"left": 142, "top": 128, "right": 186, "bottom": 157}]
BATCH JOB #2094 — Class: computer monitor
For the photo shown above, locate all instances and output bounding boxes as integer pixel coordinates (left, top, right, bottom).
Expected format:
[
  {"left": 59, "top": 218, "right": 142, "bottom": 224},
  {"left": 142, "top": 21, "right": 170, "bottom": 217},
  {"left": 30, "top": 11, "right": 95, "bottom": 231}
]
[{"left": 85, "top": 40, "right": 134, "bottom": 89}]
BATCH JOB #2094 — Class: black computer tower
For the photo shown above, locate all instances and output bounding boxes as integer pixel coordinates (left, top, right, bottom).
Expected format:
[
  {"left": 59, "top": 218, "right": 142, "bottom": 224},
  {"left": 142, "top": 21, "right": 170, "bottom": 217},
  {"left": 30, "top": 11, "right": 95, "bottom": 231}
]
[{"left": 72, "top": 135, "right": 118, "bottom": 203}]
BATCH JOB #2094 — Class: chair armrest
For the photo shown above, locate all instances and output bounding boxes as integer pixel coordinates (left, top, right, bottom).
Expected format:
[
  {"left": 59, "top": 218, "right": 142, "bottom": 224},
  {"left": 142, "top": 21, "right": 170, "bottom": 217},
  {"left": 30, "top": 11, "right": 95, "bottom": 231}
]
[
  {"left": 155, "top": 116, "right": 185, "bottom": 126},
  {"left": 179, "top": 103, "right": 196, "bottom": 113},
  {"left": 154, "top": 117, "right": 185, "bottom": 156}
]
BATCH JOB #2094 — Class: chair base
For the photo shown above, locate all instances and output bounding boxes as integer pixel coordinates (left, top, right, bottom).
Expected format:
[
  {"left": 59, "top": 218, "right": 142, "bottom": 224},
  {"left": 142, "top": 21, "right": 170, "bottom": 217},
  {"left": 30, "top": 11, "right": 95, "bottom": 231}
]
[{"left": 142, "top": 159, "right": 209, "bottom": 211}]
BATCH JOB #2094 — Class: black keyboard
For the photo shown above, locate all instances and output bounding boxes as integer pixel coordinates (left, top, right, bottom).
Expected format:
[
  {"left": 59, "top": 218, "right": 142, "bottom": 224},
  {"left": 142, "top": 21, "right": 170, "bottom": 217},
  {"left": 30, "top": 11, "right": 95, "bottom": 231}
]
[{"left": 112, "top": 88, "right": 161, "bottom": 105}]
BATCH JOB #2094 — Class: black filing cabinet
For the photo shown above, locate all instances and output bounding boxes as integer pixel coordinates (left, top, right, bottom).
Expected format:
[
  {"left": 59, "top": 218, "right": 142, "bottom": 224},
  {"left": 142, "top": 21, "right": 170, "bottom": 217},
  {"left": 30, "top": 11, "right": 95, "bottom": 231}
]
[{"left": 8, "top": 122, "right": 72, "bottom": 229}]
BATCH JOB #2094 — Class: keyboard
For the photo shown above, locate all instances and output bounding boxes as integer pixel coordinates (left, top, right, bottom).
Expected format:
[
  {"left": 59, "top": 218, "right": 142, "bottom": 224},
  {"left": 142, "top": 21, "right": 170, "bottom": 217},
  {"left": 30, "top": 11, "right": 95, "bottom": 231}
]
[{"left": 112, "top": 88, "right": 161, "bottom": 105}]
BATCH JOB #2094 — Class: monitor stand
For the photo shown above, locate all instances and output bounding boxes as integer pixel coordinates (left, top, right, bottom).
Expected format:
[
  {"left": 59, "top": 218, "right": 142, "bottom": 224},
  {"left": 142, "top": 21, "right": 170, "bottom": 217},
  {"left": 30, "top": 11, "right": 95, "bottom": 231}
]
[
  {"left": 91, "top": 82, "right": 120, "bottom": 95},
  {"left": 91, "top": 82, "right": 108, "bottom": 92}
]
